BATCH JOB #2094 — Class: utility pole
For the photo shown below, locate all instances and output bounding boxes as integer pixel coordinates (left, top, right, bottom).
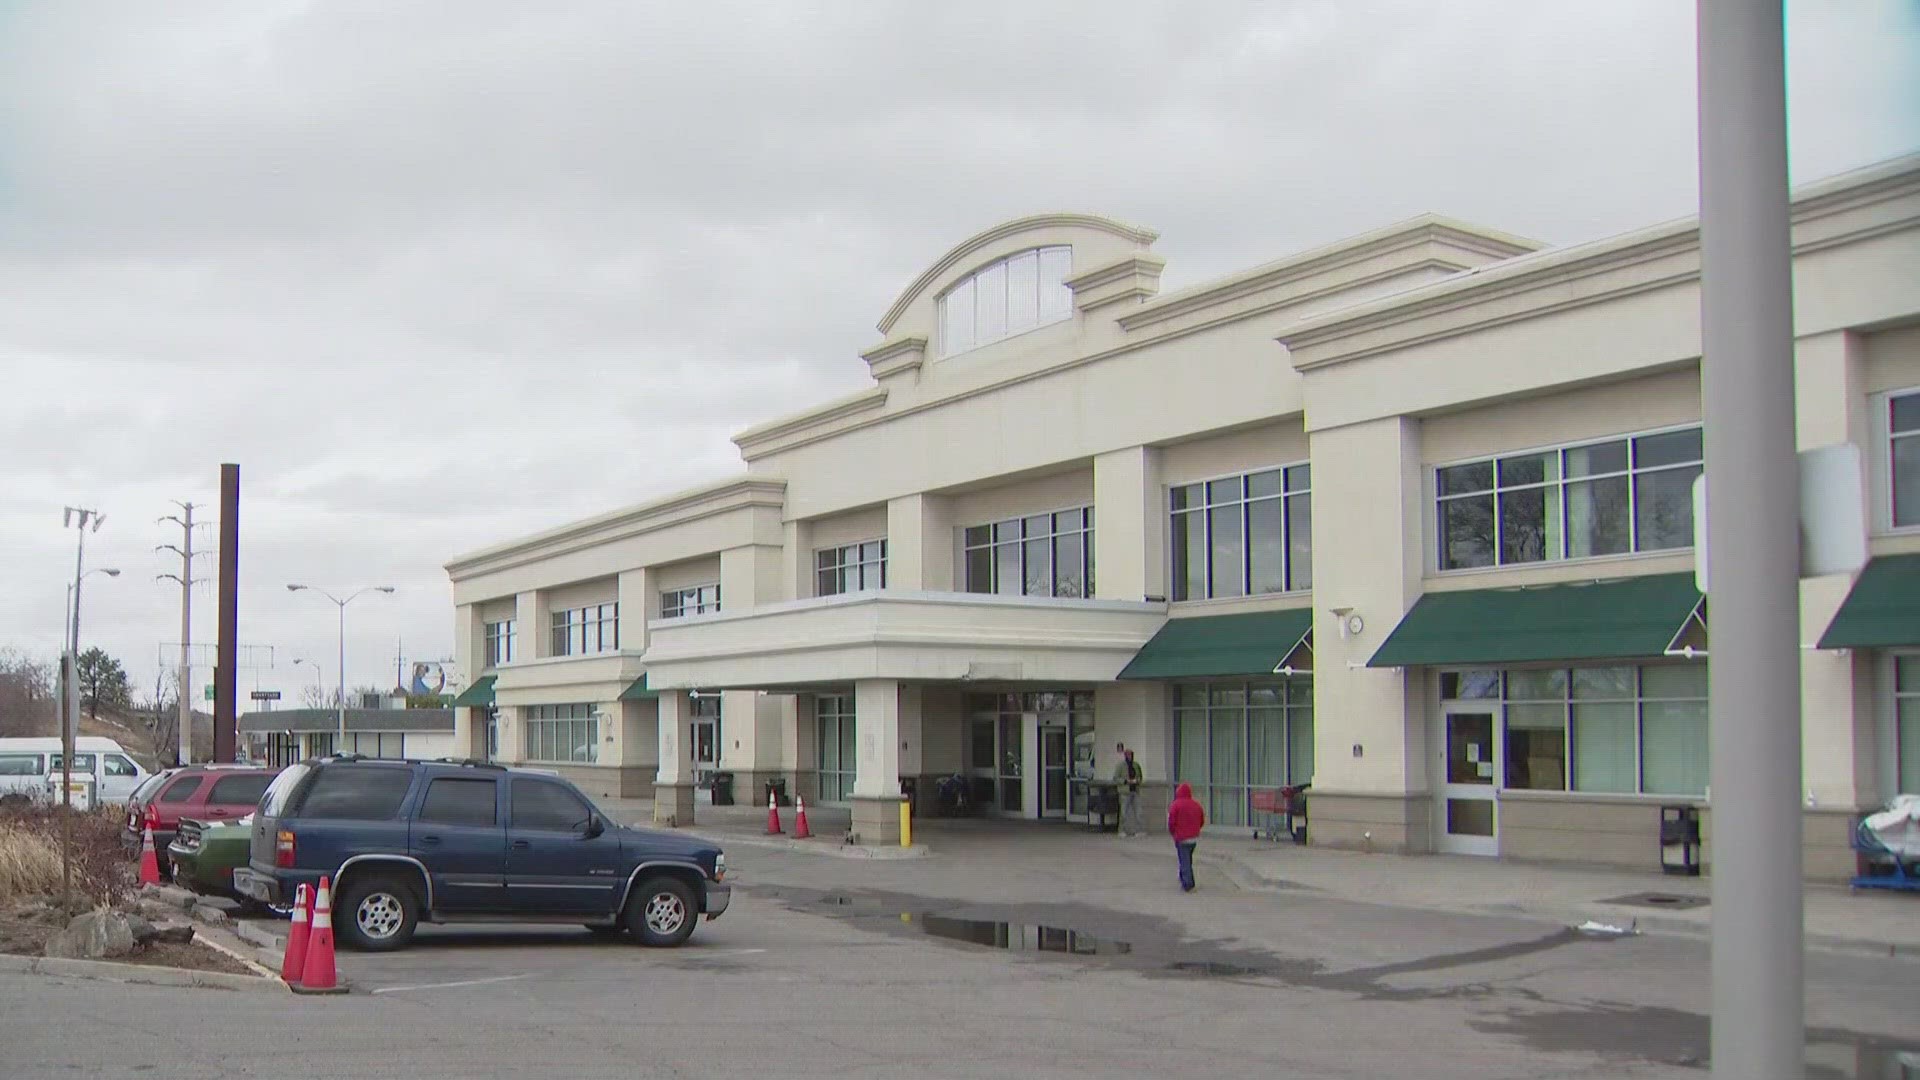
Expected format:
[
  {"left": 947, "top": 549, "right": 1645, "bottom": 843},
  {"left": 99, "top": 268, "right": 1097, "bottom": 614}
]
[
  {"left": 1697, "top": 2, "right": 1803, "bottom": 1077},
  {"left": 157, "top": 502, "right": 196, "bottom": 766}
]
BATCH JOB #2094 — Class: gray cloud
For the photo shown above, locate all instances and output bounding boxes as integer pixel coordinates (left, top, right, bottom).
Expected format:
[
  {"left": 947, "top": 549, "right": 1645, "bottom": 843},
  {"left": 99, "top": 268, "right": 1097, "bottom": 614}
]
[{"left": 1, "top": 0, "right": 1913, "bottom": 699}]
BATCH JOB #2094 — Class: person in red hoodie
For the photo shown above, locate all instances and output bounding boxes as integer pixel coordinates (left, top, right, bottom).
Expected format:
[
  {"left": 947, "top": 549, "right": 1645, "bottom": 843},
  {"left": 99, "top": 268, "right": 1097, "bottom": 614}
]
[{"left": 1167, "top": 782, "right": 1206, "bottom": 892}]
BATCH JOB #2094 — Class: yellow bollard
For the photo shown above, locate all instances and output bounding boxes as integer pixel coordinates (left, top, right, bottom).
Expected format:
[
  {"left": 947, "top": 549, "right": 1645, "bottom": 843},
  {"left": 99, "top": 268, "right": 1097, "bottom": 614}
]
[{"left": 900, "top": 798, "right": 911, "bottom": 848}]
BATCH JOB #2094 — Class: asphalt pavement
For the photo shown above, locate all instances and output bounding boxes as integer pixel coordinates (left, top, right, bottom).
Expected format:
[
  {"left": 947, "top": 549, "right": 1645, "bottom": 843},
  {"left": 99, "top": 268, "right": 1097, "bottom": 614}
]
[{"left": 1, "top": 828, "right": 1915, "bottom": 1079}]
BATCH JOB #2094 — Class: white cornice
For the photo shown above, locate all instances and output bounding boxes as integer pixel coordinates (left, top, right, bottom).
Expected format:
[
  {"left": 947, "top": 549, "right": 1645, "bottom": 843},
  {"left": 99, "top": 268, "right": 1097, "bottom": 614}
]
[
  {"left": 1281, "top": 154, "right": 1920, "bottom": 368},
  {"left": 1121, "top": 215, "right": 1539, "bottom": 332},
  {"left": 876, "top": 213, "right": 1158, "bottom": 336},
  {"left": 445, "top": 476, "right": 788, "bottom": 579},
  {"left": 859, "top": 335, "right": 928, "bottom": 381},
  {"left": 730, "top": 386, "right": 889, "bottom": 454}
]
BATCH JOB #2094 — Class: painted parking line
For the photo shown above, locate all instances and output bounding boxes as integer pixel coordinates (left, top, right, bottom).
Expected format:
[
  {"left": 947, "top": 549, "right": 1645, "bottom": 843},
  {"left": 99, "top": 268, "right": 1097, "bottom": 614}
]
[{"left": 369, "top": 974, "right": 538, "bottom": 995}]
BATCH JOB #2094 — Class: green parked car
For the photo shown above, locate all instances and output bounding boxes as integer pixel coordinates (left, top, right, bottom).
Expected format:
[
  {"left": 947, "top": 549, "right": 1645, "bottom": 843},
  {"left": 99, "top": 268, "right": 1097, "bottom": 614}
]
[{"left": 168, "top": 817, "right": 288, "bottom": 917}]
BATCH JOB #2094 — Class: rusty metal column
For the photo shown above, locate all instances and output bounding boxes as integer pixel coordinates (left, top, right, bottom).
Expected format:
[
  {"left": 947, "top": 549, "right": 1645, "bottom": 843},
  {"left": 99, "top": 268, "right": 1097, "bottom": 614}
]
[{"left": 214, "top": 464, "right": 240, "bottom": 763}]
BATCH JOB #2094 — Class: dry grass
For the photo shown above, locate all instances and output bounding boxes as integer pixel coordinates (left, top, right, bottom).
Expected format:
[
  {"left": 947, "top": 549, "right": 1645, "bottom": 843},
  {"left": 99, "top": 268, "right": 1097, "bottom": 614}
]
[{"left": 0, "top": 825, "right": 61, "bottom": 905}]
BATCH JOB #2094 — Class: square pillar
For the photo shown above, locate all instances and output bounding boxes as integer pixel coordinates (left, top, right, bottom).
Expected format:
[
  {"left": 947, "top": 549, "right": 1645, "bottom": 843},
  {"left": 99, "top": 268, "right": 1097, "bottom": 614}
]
[
  {"left": 1093, "top": 446, "right": 1165, "bottom": 601},
  {"left": 653, "top": 691, "right": 696, "bottom": 826},
  {"left": 721, "top": 544, "right": 785, "bottom": 612},
  {"left": 617, "top": 569, "right": 651, "bottom": 654},
  {"left": 782, "top": 519, "right": 815, "bottom": 601},
  {"left": 516, "top": 590, "right": 551, "bottom": 659},
  {"left": 886, "top": 493, "right": 955, "bottom": 591},
  {"left": 851, "top": 679, "right": 906, "bottom": 845}
]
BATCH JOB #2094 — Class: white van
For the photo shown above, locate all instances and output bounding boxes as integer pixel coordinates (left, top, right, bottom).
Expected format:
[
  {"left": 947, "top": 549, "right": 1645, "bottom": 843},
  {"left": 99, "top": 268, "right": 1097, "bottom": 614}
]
[{"left": 0, "top": 737, "right": 149, "bottom": 806}]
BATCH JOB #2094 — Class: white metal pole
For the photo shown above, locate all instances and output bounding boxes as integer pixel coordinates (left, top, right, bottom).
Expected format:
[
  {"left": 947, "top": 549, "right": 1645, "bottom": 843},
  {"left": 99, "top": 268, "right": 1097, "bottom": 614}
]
[
  {"left": 1697, "top": 2, "right": 1804, "bottom": 1077},
  {"left": 179, "top": 504, "right": 193, "bottom": 765},
  {"left": 337, "top": 599, "right": 347, "bottom": 753},
  {"left": 64, "top": 519, "right": 86, "bottom": 811}
]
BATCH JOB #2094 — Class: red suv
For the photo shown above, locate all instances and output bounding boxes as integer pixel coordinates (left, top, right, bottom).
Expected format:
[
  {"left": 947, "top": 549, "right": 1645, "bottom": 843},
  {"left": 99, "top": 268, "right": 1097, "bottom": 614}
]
[{"left": 128, "top": 765, "right": 278, "bottom": 877}]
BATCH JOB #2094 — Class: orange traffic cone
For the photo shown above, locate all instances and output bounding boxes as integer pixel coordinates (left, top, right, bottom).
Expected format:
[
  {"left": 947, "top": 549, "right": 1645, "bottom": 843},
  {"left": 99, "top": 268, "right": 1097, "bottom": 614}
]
[
  {"left": 137, "top": 822, "right": 162, "bottom": 887},
  {"left": 766, "top": 789, "right": 783, "bottom": 835},
  {"left": 295, "top": 876, "right": 343, "bottom": 994},
  {"left": 280, "top": 884, "right": 311, "bottom": 985},
  {"left": 793, "top": 795, "right": 812, "bottom": 840}
]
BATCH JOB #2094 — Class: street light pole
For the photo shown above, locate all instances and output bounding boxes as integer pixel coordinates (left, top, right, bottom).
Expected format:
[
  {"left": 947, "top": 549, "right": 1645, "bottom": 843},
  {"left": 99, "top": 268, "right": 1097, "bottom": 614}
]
[
  {"left": 1697, "top": 2, "right": 1803, "bottom": 1077},
  {"left": 287, "top": 584, "right": 396, "bottom": 754}
]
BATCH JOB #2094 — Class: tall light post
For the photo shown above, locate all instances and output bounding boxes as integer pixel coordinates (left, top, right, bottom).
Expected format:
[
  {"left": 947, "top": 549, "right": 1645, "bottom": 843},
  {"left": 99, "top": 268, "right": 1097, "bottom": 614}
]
[
  {"left": 292, "top": 657, "right": 323, "bottom": 704},
  {"left": 286, "top": 585, "right": 396, "bottom": 753},
  {"left": 57, "top": 507, "right": 105, "bottom": 907},
  {"left": 62, "top": 568, "right": 122, "bottom": 733}
]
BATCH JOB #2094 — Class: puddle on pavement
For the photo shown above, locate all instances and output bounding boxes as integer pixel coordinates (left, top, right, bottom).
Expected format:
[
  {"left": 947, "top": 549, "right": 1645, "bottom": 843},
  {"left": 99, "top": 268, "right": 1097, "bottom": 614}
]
[{"left": 914, "top": 915, "right": 1134, "bottom": 956}]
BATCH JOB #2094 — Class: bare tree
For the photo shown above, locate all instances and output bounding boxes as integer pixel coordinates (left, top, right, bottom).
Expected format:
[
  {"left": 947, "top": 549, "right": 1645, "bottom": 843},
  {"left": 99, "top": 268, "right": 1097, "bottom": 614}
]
[{"left": 0, "top": 648, "right": 56, "bottom": 737}]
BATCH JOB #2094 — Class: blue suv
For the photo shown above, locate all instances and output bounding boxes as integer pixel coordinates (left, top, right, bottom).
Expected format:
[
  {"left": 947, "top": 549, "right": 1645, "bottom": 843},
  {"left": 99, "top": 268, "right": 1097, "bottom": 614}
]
[{"left": 235, "top": 756, "right": 729, "bottom": 952}]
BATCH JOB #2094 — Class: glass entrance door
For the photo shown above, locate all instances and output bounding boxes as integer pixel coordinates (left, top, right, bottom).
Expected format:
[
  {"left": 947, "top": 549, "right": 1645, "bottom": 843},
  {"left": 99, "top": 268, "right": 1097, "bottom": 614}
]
[
  {"left": 1039, "top": 726, "right": 1069, "bottom": 819},
  {"left": 1439, "top": 709, "right": 1498, "bottom": 855}
]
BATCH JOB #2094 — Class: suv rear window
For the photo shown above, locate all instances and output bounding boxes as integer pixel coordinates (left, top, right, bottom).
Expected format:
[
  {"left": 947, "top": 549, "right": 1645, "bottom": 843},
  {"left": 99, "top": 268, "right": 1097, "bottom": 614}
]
[
  {"left": 418, "top": 778, "right": 499, "bottom": 827},
  {"left": 207, "top": 773, "right": 273, "bottom": 806},
  {"left": 259, "top": 764, "right": 311, "bottom": 817},
  {"left": 297, "top": 766, "right": 414, "bottom": 820},
  {"left": 159, "top": 775, "right": 205, "bottom": 803}
]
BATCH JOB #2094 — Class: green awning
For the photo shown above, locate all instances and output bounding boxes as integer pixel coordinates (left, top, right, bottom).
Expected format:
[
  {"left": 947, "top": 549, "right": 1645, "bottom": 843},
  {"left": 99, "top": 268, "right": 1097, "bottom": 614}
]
[
  {"left": 1368, "top": 573, "right": 1706, "bottom": 668},
  {"left": 1118, "top": 608, "right": 1313, "bottom": 680},
  {"left": 619, "top": 674, "right": 660, "bottom": 701},
  {"left": 1818, "top": 554, "right": 1920, "bottom": 649},
  {"left": 451, "top": 675, "right": 495, "bottom": 708}
]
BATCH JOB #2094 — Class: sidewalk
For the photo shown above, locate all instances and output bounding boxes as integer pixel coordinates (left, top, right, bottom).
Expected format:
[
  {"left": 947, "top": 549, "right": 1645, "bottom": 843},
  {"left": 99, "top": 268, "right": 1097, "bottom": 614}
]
[
  {"left": 1182, "top": 833, "right": 1920, "bottom": 958},
  {"left": 598, "top": 795, "right": 929, "bottom": 859}
]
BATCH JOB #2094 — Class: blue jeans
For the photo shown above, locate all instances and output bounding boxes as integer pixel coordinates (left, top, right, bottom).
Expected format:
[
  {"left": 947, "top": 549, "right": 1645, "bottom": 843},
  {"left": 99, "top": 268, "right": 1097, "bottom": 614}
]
[{"left": 1175, "top": 840, "right": 1197, "bottom": 890}]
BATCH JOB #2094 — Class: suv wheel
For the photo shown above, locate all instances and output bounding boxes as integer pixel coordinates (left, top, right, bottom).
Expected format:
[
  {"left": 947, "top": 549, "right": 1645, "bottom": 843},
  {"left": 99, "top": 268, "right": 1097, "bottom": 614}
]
[
  {"left": 337, "top": 876, "right": 420, "bottom": 952},
  {"left": 627, "top": 875, "right": 698, "bottom": 948}
]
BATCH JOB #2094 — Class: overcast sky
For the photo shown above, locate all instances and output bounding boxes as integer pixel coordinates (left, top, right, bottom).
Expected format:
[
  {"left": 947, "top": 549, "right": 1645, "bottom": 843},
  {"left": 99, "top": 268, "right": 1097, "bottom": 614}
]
[{"left": 1, "top": 1, "right": 1914, "bottom": 705}]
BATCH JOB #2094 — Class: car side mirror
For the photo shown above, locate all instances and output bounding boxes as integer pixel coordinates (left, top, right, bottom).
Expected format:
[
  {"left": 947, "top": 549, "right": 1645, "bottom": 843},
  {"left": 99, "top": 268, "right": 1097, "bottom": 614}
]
[{"left": 582, "top": 815, "right": 605, "bottom": 839}]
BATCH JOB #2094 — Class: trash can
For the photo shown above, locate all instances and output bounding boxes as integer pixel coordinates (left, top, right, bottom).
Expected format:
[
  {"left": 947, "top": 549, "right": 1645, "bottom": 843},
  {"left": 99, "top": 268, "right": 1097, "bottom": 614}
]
[
  {"left": 1660, "top": 805, "right": 1701, "bottom": 876},
  {"left": 763, "top": 778, "right": 789, "bottom": 808},
  {"left": 710, "top": 772, "right": 735, "bottom": 806}
]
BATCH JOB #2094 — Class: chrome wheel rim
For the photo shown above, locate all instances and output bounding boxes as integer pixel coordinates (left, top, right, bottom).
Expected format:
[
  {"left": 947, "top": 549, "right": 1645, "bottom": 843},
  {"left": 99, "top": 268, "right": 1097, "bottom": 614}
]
[
  {"left": 643, "top": 891, "right": 687, "bottom": 936},
  {"left": 356, "top": 892, "right": 405, "bottom": 939}
]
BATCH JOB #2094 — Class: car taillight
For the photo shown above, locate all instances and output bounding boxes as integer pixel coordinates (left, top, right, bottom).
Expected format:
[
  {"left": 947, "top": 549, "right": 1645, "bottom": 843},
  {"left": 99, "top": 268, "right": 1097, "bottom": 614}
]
[
  {"left": 144, "top": 805, "right": 159, "bottom": 831},
  {"left": 275, "top": 829, "right": 296, "bottom": 868}
]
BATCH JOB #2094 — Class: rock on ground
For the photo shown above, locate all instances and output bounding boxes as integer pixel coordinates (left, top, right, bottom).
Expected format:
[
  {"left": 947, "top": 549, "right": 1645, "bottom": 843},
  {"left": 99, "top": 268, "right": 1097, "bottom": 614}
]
[{"left": 43, "top": 910, "right": 137, "bottom": 960}]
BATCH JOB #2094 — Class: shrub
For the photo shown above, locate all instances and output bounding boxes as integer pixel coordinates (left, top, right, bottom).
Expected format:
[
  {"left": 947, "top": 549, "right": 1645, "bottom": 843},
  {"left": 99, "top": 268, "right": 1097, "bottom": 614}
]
[
  {"left": 0, "top": 803, "right": 130, "bottom": 908},
  {"left": 0, "top": 825, "right": 61, "bottom": 904}
]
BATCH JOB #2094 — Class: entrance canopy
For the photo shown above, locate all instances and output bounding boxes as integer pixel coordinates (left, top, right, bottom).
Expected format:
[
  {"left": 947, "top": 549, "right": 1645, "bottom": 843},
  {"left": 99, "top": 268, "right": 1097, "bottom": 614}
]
[
  {"left": 618, "top": 674, "right": 660, "bottom": 700},
  {"left": 1117, "top": 608, "right": 1312, "bottom": 679},
  {"left": 451, "top": 675, "right": 495, "bottom": 707},
  {"left": 1818, "top": 554, "right": 1920, "bottom": 649},
  {"left": 1369, "top": 573, "right": 1705, "bottom": 667}
]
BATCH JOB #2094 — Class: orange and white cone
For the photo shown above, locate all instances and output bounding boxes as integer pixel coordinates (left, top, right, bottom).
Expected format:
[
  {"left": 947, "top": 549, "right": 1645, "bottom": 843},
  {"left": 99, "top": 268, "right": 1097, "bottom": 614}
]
[
  {"left": 766, "top": 789, "right": 783, "bottom": 835},
  {"left": 297, "top": 876, "right": 339, "bottom": 993},
  {"left": 136, "top": 823, "right": 162, "bottom": 886},
  {"left": 793, "top": 795, "right": 812, "bottom": 840},
  {"left": 280, "top": 884, "right": 311, "bottom": 984}
]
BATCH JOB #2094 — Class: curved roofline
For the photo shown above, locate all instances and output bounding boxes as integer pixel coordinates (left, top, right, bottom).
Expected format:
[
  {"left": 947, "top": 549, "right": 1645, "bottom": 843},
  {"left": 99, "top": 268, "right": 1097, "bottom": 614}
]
[{"left": 876, "top": 213, "right": 1158, "bottom": 335}]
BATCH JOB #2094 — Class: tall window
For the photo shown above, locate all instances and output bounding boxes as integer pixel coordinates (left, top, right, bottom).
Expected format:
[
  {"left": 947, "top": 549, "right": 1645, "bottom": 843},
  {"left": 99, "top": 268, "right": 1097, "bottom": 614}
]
[
  {"left": 964, "top": 507, "right": 1095, "bottom": 598},
  {"left": 817, "top": 540, "right": 887, "bottom": 596},
  {"left": 940, "top": 246, "right": 1073, "bottom": 356},
  {"left": 1896, "top": 656, "right": 1920, "bottom": 795},
  {"left": 1441, "top": 664, "right": 1708, "bottom": 796},
  {"left": 1171, "top": 466, "right": 1312, "bottom": 601},
  {"left": 1889, "top": 391, "right": 1920, "bottom": 529},
  {"left": 691, "top": 692, "right": 721, "bottom": 771},
  {"left": 1173, "top": 680, "right": 1315, "bottom": 827},
  {"left": 550, "top": 603, "right": 618, "bottom": 656},
  {"left": 524, "top": 703, "right": 598, "bottom": 764},
  {"left": 480, "top": 706, "right": 499, "bottom": 761},
  {"left": 816, "top": 695, "right": 856, "bottom": 802},
  {"left": 484, "top": 620, "right": 515, "bottom": 667},
  {"left": 661, "top": 584, "right": 721, "bottom": 619},
  {"left": 1437, "top": 426, "right": 1702, "bottom": 571}
]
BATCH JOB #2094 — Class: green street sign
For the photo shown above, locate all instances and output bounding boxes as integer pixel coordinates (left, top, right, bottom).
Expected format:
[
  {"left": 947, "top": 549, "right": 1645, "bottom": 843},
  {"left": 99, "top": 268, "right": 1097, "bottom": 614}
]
[{"left": 204, "top": 685, "right": 215, "bottom": 701}]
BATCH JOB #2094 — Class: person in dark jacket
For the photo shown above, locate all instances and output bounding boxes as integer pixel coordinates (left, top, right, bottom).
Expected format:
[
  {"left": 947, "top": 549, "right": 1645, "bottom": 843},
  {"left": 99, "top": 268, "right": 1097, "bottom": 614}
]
[{"left": 1167, "top": 781, "right": 1206, "bottom": 891}]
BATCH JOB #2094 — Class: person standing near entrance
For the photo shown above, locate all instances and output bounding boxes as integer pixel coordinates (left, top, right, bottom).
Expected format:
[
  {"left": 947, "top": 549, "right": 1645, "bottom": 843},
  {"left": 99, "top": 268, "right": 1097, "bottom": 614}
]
[
  {"left": 1115, "top": 747, "right": 1144, "bottom": 836},
  {"left": 1168, "top": 781, "right": 1206, "bottom": 891}
]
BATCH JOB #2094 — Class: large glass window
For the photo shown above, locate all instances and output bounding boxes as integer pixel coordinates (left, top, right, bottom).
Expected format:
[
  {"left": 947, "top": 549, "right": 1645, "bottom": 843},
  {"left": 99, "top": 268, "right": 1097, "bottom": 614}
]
[
  {"left": 1437, "top": 426, "right": 1702, "bottom": 570},
  {"left": 816, "top": 540, "right": 887, "bottom": 596},
  {"left": 1890, "top": 391, "right": 1920, "bottom": 529},
  {"left": 816, "top": 695, "right": 857, "bottom": 803},
  {"left": 344, "top": 732, "right": 406, "bottom": 759},
  {"left": 524, "top": 703, "right": 598, "bottom": 764},
  {"left": 549, "top": 603, "right": 618, "bottom": 656},
  {"left": 661, "top": 584, "right": 721, "bottom": 619},
  {"left": 964, "top": 507, "right": 1095, "bottom": 598},
  {"left": 484, "top": 619, "right": 515, "bottom": 667},
  {"left": 1896, "top": 656, "right": 1920, "bottom": 795},
  {"left": 691, "top": 692, "right": 721, "bottom": 772},
  {"left": 1171, "top": 679, "right": 1315, "bottom": 827},
  {"left": 939, "top": 246, "right": 1073, "bottom": 356},
  {"left": 1443, "top": 664, "right": 1707, "bottom": 796},
  {"left": 1170, "top": 466, "right": 1312, "bottom": 601}
]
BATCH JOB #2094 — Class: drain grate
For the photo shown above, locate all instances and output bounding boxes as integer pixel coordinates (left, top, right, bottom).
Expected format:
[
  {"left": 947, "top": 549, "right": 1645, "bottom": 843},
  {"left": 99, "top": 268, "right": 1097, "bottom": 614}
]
[{"left": 1600, "top": 892, "right": 1709, "bottom": 910}]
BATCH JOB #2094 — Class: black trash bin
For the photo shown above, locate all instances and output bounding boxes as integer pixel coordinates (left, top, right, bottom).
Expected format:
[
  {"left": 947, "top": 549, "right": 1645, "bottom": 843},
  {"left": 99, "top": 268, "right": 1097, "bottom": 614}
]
[
  {"left": 711, "top": 772, "right": 735, "bottom": 806},
  {"left": 763, "top": 778, "right": 789, "bottom": 808},
  {"left": 1660, "top": 805, "right": 1701, "bottom": 875},
  {"left": 901, "top": 777, "right": 919, "bottom": 819}
]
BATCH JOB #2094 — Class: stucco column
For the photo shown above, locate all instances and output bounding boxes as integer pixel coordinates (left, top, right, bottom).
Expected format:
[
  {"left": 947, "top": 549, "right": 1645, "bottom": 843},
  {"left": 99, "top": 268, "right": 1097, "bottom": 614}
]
[
  {"left": 1306, "top": 416, "right": 1429, "bottom": 853},
  {"left": 653, "top": 691, "right": 696, "bottom": 826},
  {"left": 516, "top": 590, "right": 551, "bottom": 659},
  {"left": 782, "top": 519, "right": 815, "bottom": 600},
  {"left": 886, "top": 493, "right": 955, "bottom": 591},
  {"left": 850, "top": 679, "right": 905, "bottom": 844},
  {"left": 1093, "top": 446, "right": 1165, "bottom": 601},
  {"left": 451, "top": 603, "right": 487, "bottom": 758},
  {"left": 721, "top": 544, "right": 785, "bottom": 611},
  {"left": 616, "top": 569, "right": 651, "bottom": 654}
]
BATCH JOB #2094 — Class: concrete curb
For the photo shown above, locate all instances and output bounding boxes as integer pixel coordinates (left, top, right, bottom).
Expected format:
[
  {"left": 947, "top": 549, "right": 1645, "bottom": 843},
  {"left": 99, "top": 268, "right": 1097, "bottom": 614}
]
[
  {"left": 678, "top": 829, "right": 932, "bottom": 860},
  {"left": 0, "top": 950, "right": 288, "bottom": 992}
]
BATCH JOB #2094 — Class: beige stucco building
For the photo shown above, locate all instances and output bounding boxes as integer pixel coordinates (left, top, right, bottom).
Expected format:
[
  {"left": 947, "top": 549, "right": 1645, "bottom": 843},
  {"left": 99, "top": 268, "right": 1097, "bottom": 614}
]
[{"left": 445, "top": 153, "right": 1920, "bottom": 877}]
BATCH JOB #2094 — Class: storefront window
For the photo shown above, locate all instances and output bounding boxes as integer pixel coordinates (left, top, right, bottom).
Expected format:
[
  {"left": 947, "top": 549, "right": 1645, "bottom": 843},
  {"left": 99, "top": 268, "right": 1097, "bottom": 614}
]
[
  {"left": 816, "top": 696, "right": 855, "bottom": 802},
  {"left": 1172, "top": 678, "right": 1314, "bottom": 827},
  {"left": 1896, "top": 657, "right": 1920, "bottom": 794}
]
